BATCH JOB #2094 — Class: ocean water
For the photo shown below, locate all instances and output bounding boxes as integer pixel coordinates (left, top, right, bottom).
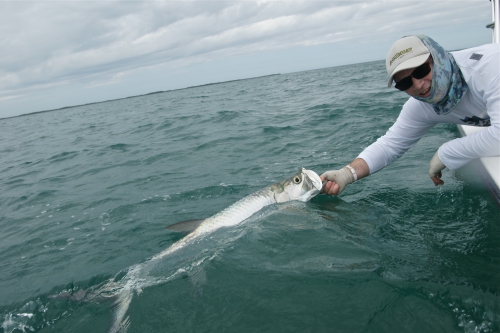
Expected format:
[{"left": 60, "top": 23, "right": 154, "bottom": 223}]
[{"left": 1, "top": 60, "right": 499, "bottom": 333}]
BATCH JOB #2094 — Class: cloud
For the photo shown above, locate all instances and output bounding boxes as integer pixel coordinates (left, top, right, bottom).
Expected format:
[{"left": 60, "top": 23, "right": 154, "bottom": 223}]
[{"left": 0, "top": 0, "right": 491, "bottom": 117}]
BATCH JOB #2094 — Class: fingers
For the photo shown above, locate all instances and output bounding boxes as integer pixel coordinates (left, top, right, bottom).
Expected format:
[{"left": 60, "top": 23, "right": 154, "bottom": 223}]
[
  {"left": 319, "top": 174, "right": 339, "bottom": 195},
  {"left": 322, "top": 180, "right": 340, "bottom": 195},
  {"left": 430, "top": 171, "right": 444, "bottom": 186},
  {"left": 431, "top": 177, "right": 444, "bottom": 186}
]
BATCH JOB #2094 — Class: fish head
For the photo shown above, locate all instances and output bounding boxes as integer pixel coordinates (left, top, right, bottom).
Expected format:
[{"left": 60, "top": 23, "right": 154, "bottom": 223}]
[{"left": 274, "top": 167, "right": 323, "bottom": 203}]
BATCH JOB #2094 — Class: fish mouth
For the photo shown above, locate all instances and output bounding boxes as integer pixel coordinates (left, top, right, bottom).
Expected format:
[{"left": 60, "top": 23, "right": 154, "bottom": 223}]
[{"left": 303, "top": 168, "right": 322, "bottom": 192}]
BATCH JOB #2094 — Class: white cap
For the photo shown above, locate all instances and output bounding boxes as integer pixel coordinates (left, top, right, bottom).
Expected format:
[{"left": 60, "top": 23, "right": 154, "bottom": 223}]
[{"left": 386, "top": 36, "right": 430, "bottom": 87}]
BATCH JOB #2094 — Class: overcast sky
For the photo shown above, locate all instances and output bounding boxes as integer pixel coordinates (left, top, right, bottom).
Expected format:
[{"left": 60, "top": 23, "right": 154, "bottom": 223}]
[{"left": 0, "top": 0, "right": 493, "bottom": 118}]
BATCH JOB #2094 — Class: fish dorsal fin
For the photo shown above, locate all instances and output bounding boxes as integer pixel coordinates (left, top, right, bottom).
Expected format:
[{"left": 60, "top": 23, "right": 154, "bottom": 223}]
[{"left": 165, "top": 219, "right": 205, "bottom": 233}]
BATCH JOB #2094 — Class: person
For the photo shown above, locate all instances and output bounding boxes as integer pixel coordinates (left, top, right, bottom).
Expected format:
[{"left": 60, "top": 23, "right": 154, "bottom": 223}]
[{"left": 321, "top": 35, "right": 500, "bottom": 195}]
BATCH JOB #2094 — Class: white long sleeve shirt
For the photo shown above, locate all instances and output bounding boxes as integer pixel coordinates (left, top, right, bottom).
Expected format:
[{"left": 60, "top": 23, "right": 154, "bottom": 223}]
[{"left": 358, "top": 43, "right": 500, "bottom": 173}]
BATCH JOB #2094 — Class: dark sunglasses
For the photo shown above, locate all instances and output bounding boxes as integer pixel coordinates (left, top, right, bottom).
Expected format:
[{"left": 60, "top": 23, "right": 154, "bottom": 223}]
[{"left": 394, "top": 62, "right": 432, "bottom": 91}]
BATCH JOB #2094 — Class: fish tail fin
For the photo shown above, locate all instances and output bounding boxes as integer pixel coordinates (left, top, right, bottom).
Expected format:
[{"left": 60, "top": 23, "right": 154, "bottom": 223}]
[{"left": 108, "top": 289, "right": 133, "bottom": 333}]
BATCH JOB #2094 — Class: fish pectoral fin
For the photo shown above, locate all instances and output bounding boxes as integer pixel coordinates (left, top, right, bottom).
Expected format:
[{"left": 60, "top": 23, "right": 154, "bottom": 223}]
[{"left": 165, "top": 219, "right": 205, "bottom": 233}]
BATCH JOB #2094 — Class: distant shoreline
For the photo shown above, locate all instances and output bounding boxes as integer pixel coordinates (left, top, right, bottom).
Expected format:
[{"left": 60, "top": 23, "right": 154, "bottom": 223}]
[{"left": 1, "top": 73, "right": 281, "bottom": 121}]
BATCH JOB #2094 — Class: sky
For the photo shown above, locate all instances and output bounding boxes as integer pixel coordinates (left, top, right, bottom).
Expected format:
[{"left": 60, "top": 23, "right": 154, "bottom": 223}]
[{"left": 0, "top": 0, "right": 494, "bottom": 119}]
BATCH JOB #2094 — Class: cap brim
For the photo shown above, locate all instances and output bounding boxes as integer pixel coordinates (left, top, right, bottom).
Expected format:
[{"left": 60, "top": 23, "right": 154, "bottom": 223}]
[{"left": 387, "top": 52, "right": 430, "bottom": 88}]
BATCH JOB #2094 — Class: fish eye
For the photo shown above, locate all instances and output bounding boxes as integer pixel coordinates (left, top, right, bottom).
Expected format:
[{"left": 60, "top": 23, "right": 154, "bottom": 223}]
[{"left": 293, "top": 176, "right": 301, "bottom": 184}]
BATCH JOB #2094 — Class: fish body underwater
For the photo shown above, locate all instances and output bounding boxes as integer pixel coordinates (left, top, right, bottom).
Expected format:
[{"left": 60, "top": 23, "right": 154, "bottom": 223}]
[{"left": 59, "top": 168, "right": 322, "bottom": 333}]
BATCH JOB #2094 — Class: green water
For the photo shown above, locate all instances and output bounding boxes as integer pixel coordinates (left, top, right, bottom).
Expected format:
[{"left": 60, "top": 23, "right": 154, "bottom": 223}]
[{"left": 1, "top": 61, "right": 499, "bottom": 332}]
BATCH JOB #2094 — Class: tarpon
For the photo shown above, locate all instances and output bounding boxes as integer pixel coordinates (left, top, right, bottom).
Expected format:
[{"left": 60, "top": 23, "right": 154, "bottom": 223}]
[
  {"left": 152, "top": 167, "right": 322, "bottom": 261},
  {"left": 53, "top": 168, "right": 322, "bottom": 333}
]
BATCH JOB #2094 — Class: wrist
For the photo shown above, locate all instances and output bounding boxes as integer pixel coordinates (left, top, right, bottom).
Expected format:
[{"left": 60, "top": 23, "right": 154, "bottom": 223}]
[
  {"left": 336, "top": 167, "right": 354, "bottom": 186},
  {"left": 429, "top": 151, "right": 446, "bottom": 177},
  {"left": 344, "top": 165, "right": 357, "bottom": 182}
]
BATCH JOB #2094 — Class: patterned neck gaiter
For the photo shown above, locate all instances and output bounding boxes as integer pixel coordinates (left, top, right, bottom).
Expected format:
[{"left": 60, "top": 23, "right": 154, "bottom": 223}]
[{"left": 412, "top": 35, "right": 469, "bottom": 115}]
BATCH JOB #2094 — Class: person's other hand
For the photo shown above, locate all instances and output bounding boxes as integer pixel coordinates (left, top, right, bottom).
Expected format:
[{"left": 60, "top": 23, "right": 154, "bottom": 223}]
[{"left": 429, "top": 151, "right": 445, "bottom": 186}]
